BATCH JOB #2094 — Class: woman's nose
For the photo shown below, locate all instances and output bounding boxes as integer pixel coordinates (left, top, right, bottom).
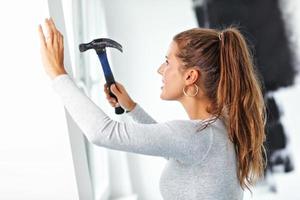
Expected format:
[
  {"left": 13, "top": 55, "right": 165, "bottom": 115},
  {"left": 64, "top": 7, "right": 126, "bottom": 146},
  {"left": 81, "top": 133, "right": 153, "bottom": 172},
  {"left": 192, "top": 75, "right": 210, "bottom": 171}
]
[{"left": 157, "top": 64, "right": 164, "bottom": 75}]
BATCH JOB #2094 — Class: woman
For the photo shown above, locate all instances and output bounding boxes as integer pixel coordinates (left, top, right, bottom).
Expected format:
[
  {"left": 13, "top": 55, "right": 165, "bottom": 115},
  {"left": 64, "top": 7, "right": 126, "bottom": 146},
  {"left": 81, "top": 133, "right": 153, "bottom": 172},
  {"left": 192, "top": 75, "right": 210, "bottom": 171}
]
[{"left": 38, "top": 18, "right": 266, "bottom": 200}]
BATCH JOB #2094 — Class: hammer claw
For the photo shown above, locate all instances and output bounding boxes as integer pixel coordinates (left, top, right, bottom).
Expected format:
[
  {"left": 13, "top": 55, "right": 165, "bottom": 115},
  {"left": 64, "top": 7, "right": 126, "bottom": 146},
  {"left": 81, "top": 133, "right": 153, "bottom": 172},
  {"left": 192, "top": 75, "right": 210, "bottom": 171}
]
[{"left": 79, "top": 38, "right": 125, "bottom": 115}]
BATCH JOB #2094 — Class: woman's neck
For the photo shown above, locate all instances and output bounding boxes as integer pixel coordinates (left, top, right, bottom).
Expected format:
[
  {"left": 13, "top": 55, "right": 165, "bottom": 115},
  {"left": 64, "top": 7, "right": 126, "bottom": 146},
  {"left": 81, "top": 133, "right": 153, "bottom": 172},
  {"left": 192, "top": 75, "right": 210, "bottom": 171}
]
[{"left": 179, "top": 96, "right": 212, "bottom": 120}]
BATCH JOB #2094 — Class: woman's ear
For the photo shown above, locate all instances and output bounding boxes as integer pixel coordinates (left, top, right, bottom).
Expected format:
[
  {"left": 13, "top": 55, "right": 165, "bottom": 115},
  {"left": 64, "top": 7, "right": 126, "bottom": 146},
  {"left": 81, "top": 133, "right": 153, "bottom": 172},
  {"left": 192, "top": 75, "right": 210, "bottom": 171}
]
[{"left": 184, "top": 67, "right": 200, "bottom": 84}]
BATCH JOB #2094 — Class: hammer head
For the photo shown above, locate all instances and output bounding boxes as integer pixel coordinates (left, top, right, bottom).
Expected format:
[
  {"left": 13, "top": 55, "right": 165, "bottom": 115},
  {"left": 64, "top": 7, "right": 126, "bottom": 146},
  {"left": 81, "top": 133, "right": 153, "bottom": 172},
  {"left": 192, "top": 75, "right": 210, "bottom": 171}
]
[{"left": 79, "top": 38, "right": 123, "bottom": 53}]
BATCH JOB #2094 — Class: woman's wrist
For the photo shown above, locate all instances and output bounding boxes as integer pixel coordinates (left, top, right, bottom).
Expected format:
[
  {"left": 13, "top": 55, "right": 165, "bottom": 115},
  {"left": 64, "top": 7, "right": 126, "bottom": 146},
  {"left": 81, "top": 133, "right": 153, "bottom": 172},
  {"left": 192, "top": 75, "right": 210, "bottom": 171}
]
[
  {"left": 126, "top": 101, "right": 137, "bottom": 112},
  {"left": 50, "top": 69, "right": 67, "bottom": 80}
]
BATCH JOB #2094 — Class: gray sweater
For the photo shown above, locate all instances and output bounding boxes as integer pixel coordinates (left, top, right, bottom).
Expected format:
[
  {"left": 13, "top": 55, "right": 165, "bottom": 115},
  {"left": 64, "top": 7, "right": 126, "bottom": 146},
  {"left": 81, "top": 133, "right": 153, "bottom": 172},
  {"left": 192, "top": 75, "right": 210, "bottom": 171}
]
[{"left": 52, "top": 74, "right": 244, "bottom": 200}]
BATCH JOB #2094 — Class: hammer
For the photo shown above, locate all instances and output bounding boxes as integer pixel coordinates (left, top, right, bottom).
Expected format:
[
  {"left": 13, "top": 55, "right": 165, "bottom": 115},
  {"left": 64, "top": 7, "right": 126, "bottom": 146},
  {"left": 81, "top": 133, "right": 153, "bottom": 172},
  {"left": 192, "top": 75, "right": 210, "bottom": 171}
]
[{"left": 79, "top": 38, "right": 125, "bottom": 114}]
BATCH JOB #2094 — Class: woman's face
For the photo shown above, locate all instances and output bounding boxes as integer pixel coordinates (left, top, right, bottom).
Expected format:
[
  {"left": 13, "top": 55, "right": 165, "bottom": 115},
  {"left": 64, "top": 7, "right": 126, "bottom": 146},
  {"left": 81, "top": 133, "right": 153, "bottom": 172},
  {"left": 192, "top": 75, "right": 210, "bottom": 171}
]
[{"left": 157, "top": 41, "right": 186, "bottom": 100}]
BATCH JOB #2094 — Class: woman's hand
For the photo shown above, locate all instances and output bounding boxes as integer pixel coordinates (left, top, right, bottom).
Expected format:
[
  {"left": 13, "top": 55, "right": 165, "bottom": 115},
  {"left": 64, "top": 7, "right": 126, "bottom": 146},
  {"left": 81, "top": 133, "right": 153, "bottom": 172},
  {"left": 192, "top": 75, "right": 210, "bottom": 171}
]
[
  {"left": 38, "top": 18, "right": 67, "bottom": 80},
  {"left": 104, "top": 82, "right": 137, "bottom": 112}
]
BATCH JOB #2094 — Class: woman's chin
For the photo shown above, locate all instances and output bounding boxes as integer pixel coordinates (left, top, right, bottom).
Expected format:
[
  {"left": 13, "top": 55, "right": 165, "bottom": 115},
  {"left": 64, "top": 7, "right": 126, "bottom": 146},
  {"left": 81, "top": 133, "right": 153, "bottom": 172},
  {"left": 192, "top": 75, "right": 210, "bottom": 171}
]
[
  {"left": 160, "top": 92, "right": 171, "bottom": 100},
  {"left": 160, "top": 87, "right": 173, "bottom": 100},
  {"left": 160, "top": 92, "right": 166, "bottom": 100}
]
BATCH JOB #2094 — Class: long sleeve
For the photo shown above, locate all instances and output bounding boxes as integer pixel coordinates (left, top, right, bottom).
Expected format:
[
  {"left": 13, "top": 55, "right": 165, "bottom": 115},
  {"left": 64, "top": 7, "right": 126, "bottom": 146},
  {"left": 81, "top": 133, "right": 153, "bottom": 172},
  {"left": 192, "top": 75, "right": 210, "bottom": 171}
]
[
  {"left": 125, "top": 103, "right": 157, "bottom": 124},
  {"left": 51, "top": 74, "right": 214, "bottom": 164}
]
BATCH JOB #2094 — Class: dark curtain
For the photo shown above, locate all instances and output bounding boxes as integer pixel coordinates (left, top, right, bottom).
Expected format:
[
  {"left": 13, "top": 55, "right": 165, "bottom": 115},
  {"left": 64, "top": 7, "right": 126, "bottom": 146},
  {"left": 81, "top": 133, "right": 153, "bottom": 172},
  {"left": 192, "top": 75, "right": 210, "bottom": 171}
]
[{"left": 193, "top": 0, "right": 296, "bottom": 175}]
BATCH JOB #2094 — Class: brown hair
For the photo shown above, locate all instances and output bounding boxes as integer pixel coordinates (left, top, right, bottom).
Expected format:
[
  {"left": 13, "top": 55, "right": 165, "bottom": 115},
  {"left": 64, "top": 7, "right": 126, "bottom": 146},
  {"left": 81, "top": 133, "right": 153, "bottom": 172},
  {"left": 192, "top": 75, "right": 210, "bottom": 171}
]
[{"left": 173, "top": 27, "right": 266, "bottom": 190}]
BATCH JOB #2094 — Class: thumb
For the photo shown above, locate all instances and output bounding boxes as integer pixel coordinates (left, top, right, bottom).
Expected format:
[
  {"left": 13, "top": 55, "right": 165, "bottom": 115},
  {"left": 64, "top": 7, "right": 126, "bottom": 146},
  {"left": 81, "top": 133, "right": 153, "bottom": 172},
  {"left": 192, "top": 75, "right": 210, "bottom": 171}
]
[{"left": 110, "top": 84, "right": 121, "bottom": 96}]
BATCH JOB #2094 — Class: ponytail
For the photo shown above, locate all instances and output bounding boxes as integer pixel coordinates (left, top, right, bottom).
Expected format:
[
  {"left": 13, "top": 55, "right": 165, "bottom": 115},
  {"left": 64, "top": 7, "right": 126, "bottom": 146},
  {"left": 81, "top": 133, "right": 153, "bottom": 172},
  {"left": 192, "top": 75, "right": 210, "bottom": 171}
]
[
  {"left": 218, "top": 27, "right": 266, "bottom": 190},
  {"left": 173, "top": 27, "right": 267, "bottom": 191}
]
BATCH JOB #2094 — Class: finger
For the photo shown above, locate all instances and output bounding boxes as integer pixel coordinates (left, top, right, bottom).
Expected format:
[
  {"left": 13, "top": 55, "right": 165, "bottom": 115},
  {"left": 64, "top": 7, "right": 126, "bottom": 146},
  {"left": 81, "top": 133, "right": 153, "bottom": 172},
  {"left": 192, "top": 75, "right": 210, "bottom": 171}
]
[
  {"left": 104, "top": 85, "right": 112, "bottom": 96},
  {"left": 104, "top": 83, "right": 108, "bottom": 91},
  {"left": 110, "top": 84, "right": 121, "bottom": 96},
  {"left": 53, "top": 32, "right": 59, "bottom": 48},
  {"left": 115, "top": 81, "right": 123, "bottom": 88},
  {"left": 50, "top": 24, "right": 59, "bottom": 48},
  {"left": 109, "top": 102, "right": 115, "bottom": 107},
  {"left": 105, "top": 93, "right": 111, "bottom": 99},
  {"left": 114, "top": 82, "right": 124, "bottom": 94},
  {"left": 58, "top": 32, "right": 63, "bottom": 47},
  {"left": 104, "top": 87, "right": 109, "bottom": 96},
  {"left": 108, "top": 98, "right": 118, "bottom": 106},
  {"left": 106, "top": 94, "right": 116, "bottom": 101},
  {"left": 48, "top": 17, "right": 64, "bottom": 45},
  {"left": 108, "top": 99, "right": 117, "bottom": 104},
  {"left": 45, "top": 18, "right": 53, "bottom": 44},
  {"left": 45, "top": 18, "right": 54, "bottom": 36},
  {"left": 109, "top": 102, "right": 117, "bottom": 107},
  {"left": 38, "top": 24, "right": 46, "bottom": 47},
  {"left": 104, "top": 83, "right": 111, "bottom": 91},
  {"left": 48, "top": 17, "right": 58, "bottom": 32},
  {"left": 56, "top": 33, "right": 61, "bottom": 47}
]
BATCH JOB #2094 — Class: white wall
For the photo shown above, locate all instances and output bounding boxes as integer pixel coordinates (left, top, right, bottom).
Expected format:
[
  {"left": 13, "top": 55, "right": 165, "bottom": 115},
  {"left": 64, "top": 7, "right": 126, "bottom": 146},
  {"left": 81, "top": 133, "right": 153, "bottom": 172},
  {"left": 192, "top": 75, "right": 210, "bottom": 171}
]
[
  {"left": 1, "top": 0, "right": 297, "bottom": 200},
  {"left": 0, "top": 1, "right": 79, "bottom": 199},
  {"left": 243, "top": 0, "right": 300, "bottom": 199},
  {"left": 99, "top": 0, "right": 300, "bottom": 199},
  {"left": 101, "top": 0, "right": 198, "bottom": 199}
]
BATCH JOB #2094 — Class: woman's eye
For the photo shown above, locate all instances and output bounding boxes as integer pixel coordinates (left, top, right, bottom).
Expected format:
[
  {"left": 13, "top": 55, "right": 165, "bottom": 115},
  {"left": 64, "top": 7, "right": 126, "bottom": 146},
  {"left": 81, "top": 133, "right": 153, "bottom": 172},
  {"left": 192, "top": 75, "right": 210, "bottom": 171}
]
[{"left": 165, "top": 60, "right": 169, "bottom": 65}]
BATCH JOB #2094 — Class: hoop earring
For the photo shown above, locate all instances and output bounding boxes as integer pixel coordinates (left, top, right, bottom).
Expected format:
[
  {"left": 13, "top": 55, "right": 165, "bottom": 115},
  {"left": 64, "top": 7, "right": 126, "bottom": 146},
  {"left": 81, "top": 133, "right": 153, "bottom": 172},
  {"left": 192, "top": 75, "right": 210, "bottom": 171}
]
[{"left": 183, "top": 84, "right": 199, "bottom": 97}]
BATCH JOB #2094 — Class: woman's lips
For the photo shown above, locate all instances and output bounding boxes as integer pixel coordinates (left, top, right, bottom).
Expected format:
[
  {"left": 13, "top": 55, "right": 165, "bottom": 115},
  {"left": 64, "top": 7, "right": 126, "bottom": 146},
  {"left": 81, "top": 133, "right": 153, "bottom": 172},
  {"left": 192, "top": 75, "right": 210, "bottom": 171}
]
[{"left": 161, "top": 80, "right": 165, "bottom": 89}]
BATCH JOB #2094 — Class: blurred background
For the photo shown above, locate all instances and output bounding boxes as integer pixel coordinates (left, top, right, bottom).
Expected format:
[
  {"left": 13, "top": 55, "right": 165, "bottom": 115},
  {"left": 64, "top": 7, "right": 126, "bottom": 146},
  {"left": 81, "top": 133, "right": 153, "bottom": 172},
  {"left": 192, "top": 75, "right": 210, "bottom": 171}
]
[{"left": 0, "top": 0, "right": 299, "bottom": 199}]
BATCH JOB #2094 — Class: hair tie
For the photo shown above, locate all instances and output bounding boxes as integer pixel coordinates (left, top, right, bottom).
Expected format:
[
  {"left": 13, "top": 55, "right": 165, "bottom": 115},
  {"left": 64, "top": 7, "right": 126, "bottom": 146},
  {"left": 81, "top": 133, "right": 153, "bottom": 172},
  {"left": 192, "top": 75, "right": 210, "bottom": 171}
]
[{"left": 218, "top": 32, "right": 223, "bottom": 41}]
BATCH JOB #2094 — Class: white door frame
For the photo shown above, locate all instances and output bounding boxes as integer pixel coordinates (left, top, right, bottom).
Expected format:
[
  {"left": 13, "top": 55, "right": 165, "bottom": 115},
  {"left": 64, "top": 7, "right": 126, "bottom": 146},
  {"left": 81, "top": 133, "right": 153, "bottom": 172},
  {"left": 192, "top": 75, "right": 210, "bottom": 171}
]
[{"left": 47, "top": 0, "right": 94, "bottom": 199}]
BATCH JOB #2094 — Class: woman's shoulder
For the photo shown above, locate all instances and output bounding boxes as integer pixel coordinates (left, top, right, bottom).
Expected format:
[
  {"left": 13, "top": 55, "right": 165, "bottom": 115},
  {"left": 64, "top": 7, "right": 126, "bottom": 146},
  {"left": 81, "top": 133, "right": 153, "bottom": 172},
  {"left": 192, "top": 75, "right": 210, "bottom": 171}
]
[{"left": 166, "top": 117, "right": 225, "bottom": 131}]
